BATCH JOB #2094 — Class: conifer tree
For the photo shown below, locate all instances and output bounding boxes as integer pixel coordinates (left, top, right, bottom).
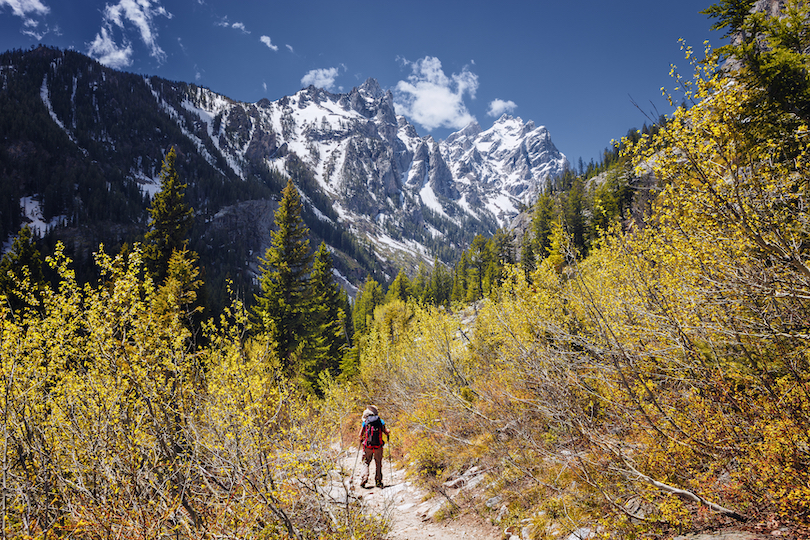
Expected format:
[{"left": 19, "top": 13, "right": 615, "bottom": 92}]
[
  {"left": 144, "top": 147, "right": 194, "bottom": 283},
  {"left": 563, "top": 179, "right": 586, "bottom": 255},
  {"left": 429, "top": 258, "right": 452, "bottom": 307},
  {"left": 386, "top": 269, "right": 412, "bottom": 303},
  {"left": 411, "top": 262, "right": 430, "bottom": 302},
  {"left": 352, "top": 276, "right": 383, "bottom": 336},
  {"left": 451, "top": 251, "right": 469, "bottom": 303},
  {"left": 254, "top": 179, "right": 313, "bottom": 370},
  {"left": 485, "top": 230, "right": 512, "bottom": 293},
  {"left": 0, "top": 225, "right": 46, "bottom": 313},
  {"left": 465, "top": 235, "right": 487, "bottom": 302},
  {"left": 305, "top": 242, "right": 347, "bottom": 388},
  {"left": 533, "top": 193, "right": 556, "bottom": 254},
  {"left": 704, "top": 0, "right": 810, "bottom": 124},
  {"left": 520, "top": 233, "right": 537, "bottom": 281}
]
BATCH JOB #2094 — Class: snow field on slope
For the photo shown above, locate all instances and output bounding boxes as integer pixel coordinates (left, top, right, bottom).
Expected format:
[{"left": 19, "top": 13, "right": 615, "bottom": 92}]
[
  {"left": 145, "top": 79, "right": 226, "bottom": 178},
  {"left": 419, "top": 184, "right": 446, "bottom": 217},
  {"left": 181, "top": 95, "right": 247, "bottom": 180},
  {"left": 274, "top": 96, "right": 366, "bottom": 195},
  {"left": 19, "top": 196, "right": 67, "bottom": 237}
]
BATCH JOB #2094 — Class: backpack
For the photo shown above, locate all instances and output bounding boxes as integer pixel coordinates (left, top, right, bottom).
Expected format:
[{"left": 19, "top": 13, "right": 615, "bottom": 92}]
[{"left": 363, "top": 415, "right": 384, "bottom": 449}]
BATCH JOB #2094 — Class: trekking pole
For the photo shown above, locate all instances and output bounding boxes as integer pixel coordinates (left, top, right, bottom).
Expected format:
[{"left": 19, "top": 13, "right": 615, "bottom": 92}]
[
  {"left": 387, "top": 434, "right": 393, "bottom": 486},
  {"left": 349, "top": 445, "right": 360, "bottom": 492}
]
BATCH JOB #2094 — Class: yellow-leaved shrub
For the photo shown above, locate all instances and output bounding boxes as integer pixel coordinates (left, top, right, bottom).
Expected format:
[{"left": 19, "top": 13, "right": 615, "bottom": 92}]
[{"left": 0, "top": 244, "right": 386, "bottom": 539}]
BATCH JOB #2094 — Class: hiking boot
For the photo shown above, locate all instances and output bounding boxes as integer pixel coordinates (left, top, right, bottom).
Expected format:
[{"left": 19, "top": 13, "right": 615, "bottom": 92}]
[{"left": 376, "top": 482, "right": 384, "bottom": 488}]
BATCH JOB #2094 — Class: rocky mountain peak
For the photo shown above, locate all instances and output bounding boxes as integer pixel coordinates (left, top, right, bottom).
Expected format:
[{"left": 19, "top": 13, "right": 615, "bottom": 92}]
[
  {"left": 444, "top": 122, "right": 483, "bottom": 146},
  {"left": 439, "top": 113, "right": 567, "bottom": 222},
  {"left": 358, "top": 78, "right": 384, "bottom": 99}
]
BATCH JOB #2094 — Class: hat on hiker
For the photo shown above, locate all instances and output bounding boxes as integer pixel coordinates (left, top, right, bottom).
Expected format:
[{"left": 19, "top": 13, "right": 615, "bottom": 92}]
[{"left": 362, "top": 405, "right": 378, "bottom": 419}]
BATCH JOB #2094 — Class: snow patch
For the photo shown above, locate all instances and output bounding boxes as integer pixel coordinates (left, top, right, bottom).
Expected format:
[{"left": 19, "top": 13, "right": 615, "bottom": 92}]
[
  {"left": 144, "top": 78, "right": 231, "bottom": 178},
  {"left": 182, "top": 97, "right": 247, "bottom": 179},
  {"left": 484, "top": 192, "right": 518, "bottom": 220},
  {"left": 419, "top": 184, "right": 447, "bottom": 217},
  {"left": 40, "top": 74, "right": 75, "bottom": 143},
  {"left": 373, "top": 232, "right": 428, "bottom": 260},
  {"left": 425, "top": 223, "right": 443, "bottom": 239},
  {"left": 20, "top": 196, "right": 67, "bottom": 236},
  {"left": 131, "top": 170, "right": 161, "bottom": 199}
]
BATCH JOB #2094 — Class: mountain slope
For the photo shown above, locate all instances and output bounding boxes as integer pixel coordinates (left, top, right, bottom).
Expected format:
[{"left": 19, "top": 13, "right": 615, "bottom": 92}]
[{"left": 1, "top": 46, "right": 568, "bottom": 298}]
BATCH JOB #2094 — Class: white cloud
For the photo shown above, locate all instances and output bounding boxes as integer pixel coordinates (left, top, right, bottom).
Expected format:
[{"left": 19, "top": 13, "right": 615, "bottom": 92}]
[
  {"left": 260, "top": 35, "right": 278, "bottom": 51},
  {"left": 262, "top": 82, "right": 267, "bottom": 92},
  {"left": 301, "top": 67, "right": 340, "bottom": 91},
  {"left": 231, "top": 22, "right": 248, "bottom": 34},
  {"left": 1, "top": 0, "right": 51, "bottom": 39},
  {"left": 87, "top": 0, "right": 171, "bottom": 67},
  {"left": 286, "top": 44, "right": 293, "bottom": 53},
  {"left": 487, "top": 98, "right": 517, "bottom": 117},
  {"left": 87, "top": 26, "right": 132, "bottom": 69},
  {"left": 216, "top": 17, "right": 249, "bottom": 34},
  {"left": 20, "top": 16, "right": 45, "bottom": 39},
  {"left": 0, "top": 0, "right": 49, "bottom": 18},
  {"left": 394, "top": 56, "right": 478, "bottom": 131}
]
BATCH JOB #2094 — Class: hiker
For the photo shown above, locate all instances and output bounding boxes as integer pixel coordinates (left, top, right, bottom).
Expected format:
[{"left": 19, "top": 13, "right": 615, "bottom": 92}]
[{"left": 358, "top": 405, "right": 390, "bottom": 488}]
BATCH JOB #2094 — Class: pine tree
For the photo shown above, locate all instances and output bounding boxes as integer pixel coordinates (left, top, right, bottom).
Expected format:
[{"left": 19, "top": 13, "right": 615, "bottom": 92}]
[
  {"left": 533, "top": 193, "right": 556, "bottom": 254},
  {"left": 563, "top": 179, "right": 586, "bottom": 255},
  {"left": 411, "top": 262, "right": 430, "bottom": 302},
  {"left": 429, "top": 258, "right": 452, "bottom": 307},
  {"left": 451, "top": 251, "right": 469, "bottom": 303},
  {"left": 465, "top": 235, "right": 487, "bottom": 302},
  {"left": 305, "top": 242, "right": 347, "bottom": 389},
  {"left": 254, "top": 179, "right": 313, "bottom": 370},
  {"left": 152, "top": 246, "right": 204, "bottom": 350},
  {"left": 352, "top": 276, "right": 383, "bottom": 336},
  {"left": 144, "top": 147, "right": 194, "bottom": 283},
  {"left": 520, "top": 233, "right": 537, "bottom": 281},
  {"left": 0, "top": 225, "right": 46, "bottom": 314},
  {"left": 485, "top": 230, "right": 513, "bottom": 294},
  {"left": 704, "top": 0, "right": 810, "bottom": 138},
  {"left": 386, "top": 269, "right": 412, "bottom": 303}
]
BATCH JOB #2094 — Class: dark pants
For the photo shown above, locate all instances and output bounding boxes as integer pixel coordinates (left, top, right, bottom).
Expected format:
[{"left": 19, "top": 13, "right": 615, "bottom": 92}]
[{"left": 360, "top": 445, "right": 384, "bottom": 486}]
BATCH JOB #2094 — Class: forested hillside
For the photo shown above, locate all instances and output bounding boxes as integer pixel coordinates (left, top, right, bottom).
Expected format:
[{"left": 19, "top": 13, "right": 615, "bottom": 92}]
[{"left": 0, "top": 46, "right": 390, "bottom": 314}]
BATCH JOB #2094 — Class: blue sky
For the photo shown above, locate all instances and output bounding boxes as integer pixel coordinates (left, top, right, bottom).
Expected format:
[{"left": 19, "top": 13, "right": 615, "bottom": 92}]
[{"left": 0, "top": 0, "right": 724, "bottom": 165}]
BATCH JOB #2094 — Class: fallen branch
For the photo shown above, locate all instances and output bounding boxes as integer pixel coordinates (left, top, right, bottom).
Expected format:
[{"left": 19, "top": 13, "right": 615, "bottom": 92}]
[{"left": 621, "top": 462, "right": 746, "bottom": 522}]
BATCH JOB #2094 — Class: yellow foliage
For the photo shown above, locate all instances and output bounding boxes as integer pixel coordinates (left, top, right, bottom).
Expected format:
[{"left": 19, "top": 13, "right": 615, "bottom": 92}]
[
  {"left": 0, "top": 244, "right": 385, "bottom": 539},
  {"left": 353, "top": 43, "right": 810, "bottom": 535}
]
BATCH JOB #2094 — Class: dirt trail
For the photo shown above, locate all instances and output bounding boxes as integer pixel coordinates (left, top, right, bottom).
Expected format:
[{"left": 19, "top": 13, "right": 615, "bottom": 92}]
[
  {"left": 335, "top": 446, "right": 501, "bottom": 540},
  {"left": 327, "top": 447, "right": 771, "bottom": 540}
]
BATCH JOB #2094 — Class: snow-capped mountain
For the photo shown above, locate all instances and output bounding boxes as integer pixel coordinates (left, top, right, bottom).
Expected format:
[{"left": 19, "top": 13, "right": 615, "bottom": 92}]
[
  {"left": 173, "top": 77, "right": 567, "bottom": 266},
  {"left": 1, "top": 46, "right": 567, "bottom": 291},
  {"left": 441, "top": 115, "right": 567, "bottom": 223}
]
